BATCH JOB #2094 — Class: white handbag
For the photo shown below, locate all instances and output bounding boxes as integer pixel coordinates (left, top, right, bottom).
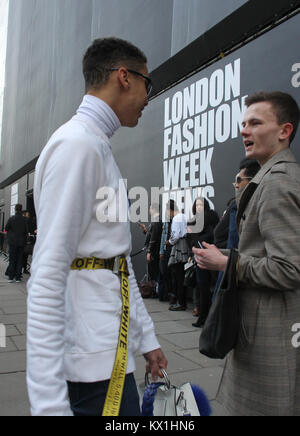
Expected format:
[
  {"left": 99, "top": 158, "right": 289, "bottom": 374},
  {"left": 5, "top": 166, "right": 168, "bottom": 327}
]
[{"left": 138, "top": 370, "right": 211, "bottom": 416}]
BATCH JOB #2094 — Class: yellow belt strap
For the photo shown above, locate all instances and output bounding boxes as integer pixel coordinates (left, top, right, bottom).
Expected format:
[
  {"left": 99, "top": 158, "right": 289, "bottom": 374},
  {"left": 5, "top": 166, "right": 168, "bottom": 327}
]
[
  {"left": 102, "top": 256, "right": 130, "bottom": 416},
  {"left": 70, "top": 256, "right": 130, "bottom": 416}
]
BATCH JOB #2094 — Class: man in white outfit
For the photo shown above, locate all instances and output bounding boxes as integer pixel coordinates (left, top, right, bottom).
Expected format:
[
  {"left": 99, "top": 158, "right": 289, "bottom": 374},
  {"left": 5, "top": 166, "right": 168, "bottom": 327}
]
[{"left": 27, "top": 37, "right": 167, "bottom": 416}]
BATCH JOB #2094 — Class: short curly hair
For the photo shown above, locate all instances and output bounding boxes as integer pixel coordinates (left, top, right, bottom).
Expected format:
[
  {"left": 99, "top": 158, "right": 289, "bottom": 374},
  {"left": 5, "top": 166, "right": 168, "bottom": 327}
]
[{"left": 83, "top": 37, "right": 147, "bottom": 91}]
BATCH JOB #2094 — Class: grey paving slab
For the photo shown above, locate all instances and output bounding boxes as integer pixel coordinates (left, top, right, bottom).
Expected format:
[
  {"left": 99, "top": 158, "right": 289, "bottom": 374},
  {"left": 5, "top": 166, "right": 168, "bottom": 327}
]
[
  {"left": 0, "top": 289, "right": 25, "bottom": 298},
  {"left": 152, "top": 335, "right": 179, "bottom": 353},
  {"left": 0, "top": 351, "right": 26, "bottom": 373},
  {"left": 16, "top": 323, "right": 27, "bottom": 335},
  {"left": 0, "top": 337, "right": 18, "bottom": 353},
  {"left": 0, "top": 295, "right": 26, "bottom": 302},
  {"left": 3, "top": 325, "right": 20, "bottom": 336},
  {"left": 0, "top": 372, "right": 30, "bottom": 416},
  {"left": 1, "top": 305, "right": 26, "bottom": 315},
  {"left": 142, "top": 300, "right": 167, "bottom": 313},
  {"left": 151, "top": 310, "right": 193, "bottom": 322},
  {"left": 176, "top": 348, "right": 225, "bottom": 368},
  {"left": 0, "top": 298, "right": 27, "bottom": 305},
  {"left": 210, "top": 400, "right": 228, "bottom": 416},
  {"left": 11, "top": 335, "right": 26, "bottom": 351},
  {"left": 0, "top": 314, "right": 27, "bottom": 324},
  {"left": 155, "top": 320, "right": 197, "bottom": 335},
  {"left": 159, "top": 330, "right": 203, "bottom": 349}
]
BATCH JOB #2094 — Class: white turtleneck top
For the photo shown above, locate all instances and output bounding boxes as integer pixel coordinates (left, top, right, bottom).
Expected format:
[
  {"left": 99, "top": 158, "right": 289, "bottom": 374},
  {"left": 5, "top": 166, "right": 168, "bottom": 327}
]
[
  {"left": 76, "top": 94, "right": 121, "bottom": 138},
  {"left": 27, "top": 96, "right": 160, "bottom": 416}
]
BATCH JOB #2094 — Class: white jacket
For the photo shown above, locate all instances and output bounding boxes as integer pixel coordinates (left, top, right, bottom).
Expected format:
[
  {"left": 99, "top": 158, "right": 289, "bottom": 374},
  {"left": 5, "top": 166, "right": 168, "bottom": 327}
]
[{"left": 27, "top": 96, "right": 160, "bottom": 416}]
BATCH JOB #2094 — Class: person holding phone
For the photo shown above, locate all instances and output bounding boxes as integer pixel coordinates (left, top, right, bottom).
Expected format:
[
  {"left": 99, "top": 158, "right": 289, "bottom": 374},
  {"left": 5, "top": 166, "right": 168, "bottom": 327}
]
[
  {"left": 193, "top": 92, "right": 300, "bottom": 416},
  {"left": 187, "top": 197, "right": 219, "bottom": 326}
]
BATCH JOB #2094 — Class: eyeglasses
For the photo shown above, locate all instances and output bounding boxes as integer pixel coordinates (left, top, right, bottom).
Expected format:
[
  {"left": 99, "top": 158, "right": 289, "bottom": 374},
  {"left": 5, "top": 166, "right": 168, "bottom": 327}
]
[
  {"left": 107, "top": 68, "right": 153, "bottom": 97},
  {"left": 232, "top": 176, "right": 252, "bottom": 187}
]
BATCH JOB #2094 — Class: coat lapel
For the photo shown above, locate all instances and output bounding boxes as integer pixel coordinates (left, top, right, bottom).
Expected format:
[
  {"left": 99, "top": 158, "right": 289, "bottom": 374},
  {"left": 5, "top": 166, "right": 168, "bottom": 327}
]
[
  {"left": 236, "top": 148, "right": 297, "bottom": 228},
  {"left": 236, "top": 183, "right": 258, "bottom": 228}
]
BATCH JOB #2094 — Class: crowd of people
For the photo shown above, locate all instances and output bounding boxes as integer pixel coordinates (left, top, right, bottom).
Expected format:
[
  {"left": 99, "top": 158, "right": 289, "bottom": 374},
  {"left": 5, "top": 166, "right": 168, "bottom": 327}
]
[{"left": 139, "top": 158, "right": 261, "bottom": 329}]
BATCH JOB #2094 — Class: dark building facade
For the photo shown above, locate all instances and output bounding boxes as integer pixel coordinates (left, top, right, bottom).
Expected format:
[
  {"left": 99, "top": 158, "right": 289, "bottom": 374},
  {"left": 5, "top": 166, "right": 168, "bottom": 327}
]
[{"left": 0, "top": 0, "right": 299, "bottom": 278}]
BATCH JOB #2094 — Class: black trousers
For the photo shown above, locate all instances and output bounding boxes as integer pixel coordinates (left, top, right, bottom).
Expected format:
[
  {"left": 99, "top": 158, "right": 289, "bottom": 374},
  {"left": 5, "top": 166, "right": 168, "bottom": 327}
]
[
  {"left": 170, "top": 263, "right": 186, "bottom": 307},
  {"left": 148, "top": 255, "right": 160, "bottom": 282},
  {"left": 8, "top": 245, "right": 24, "bottom": 280},
  {"left": 67, "top": 373, "right": 141, "bottom": 416},
  {"left": 159, "top": 248, "right": 173, "bottom": 300}
]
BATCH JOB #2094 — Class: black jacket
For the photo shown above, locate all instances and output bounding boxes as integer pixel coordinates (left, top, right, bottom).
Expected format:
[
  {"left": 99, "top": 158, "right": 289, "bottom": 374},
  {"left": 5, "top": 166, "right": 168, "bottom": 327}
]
[
  {"left": 5, "top": 213, "right": 28, "bottom": 247},
  {"left": 145, "top": 218, "right": 163, "bottom": 258},
  {"left": 213, "top": 199, "right": 235, "bottom": 249},
  {"left": 186, "top": 210, "right": 219, "bottom": 252}
]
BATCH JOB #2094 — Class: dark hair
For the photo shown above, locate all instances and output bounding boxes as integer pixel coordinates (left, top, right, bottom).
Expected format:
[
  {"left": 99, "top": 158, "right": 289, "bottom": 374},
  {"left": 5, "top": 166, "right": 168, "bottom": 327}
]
[
  {"left": 192, "top": 197, "right": 210, "bottom": 216},
  {"left": 83, "top": 37, "right": 147, "bottom": 91},
  {"left": 239, "top": 158, "right": 261, "bottom": 178},
  {"left": 15, "top": 204, "right": 23, "bottom": 213},
  {"left": 245, "top": 91, "right": 300, "bottom": 144},
  {"left": 166, "top": 199, "right": 178, "bottom": 212}
]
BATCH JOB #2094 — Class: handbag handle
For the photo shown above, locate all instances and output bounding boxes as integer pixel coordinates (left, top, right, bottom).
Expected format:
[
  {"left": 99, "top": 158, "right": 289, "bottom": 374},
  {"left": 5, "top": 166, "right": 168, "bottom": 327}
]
[
  {"left": 142, "top": 369, "right": 171, "bottom": 416},
  {"left": 145, "top": 368, "right": 171, "bottom": 390}
]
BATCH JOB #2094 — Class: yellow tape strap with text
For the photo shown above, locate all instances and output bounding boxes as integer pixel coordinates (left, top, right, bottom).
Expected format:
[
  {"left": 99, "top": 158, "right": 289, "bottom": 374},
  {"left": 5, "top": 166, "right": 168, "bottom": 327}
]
[
  {"left": 102, "top": 258, "right": 130, "bottom": 416},
  {"left": 70, "top": 257, "right": 115, "bottom": 271}
]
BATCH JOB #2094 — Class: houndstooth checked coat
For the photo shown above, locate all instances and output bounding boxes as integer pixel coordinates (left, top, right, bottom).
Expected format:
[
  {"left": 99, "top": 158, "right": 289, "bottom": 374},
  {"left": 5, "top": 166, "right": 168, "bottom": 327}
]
[{"left": 218, "top": 148, "right": 300, "bottom": 416}]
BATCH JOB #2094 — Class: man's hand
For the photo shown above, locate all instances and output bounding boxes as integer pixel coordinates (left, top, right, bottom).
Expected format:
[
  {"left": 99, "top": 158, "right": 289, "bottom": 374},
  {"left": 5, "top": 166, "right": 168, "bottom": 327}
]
[
  {"left": 147, "top": 253, "right": 151, "bottom": 263},
  {"left": 138, "top": 223, "right": 147, "bottom": 234},
  {"left": 143, "top": 348, "right": 168, "bottom": 381},
  {"left": 192, "top": 241, "right": 228, "bottom": 272}
]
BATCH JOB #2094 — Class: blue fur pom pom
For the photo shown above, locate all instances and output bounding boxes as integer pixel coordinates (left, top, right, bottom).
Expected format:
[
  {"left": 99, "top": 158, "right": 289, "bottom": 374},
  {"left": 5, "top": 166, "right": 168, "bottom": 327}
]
[{"left": 191, "top": 385, "right": 212, "bottom": 416}]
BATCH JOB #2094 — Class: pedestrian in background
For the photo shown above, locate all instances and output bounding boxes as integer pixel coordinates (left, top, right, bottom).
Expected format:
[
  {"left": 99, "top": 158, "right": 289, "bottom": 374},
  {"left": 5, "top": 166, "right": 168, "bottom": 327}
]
[
  {"left": 145, "top": 203, "right": 162, "bottom": 284},
  {"left": 187, "top": 197, "right": 219, "bottom": 326},
  {"left": 212, "top": 158, "right": 260, "bottom": 299},
  {"left": 5, "top": 204, "right": 28, "bottom": 283},
  {"left": 159, "top": 199, "right": 176, "bottom": 302},
  {"left": 166, "top": 202, "right": 188, "bottom": 311}
]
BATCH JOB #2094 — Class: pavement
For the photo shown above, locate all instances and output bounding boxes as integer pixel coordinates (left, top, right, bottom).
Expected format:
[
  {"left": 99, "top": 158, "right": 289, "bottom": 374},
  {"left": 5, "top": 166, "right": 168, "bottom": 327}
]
[
  {"left": 0, "top": 257, "right": 29, "bottom": 416},
  {"left": 0, "top": 257, "right": 226, "bottom": 416}
]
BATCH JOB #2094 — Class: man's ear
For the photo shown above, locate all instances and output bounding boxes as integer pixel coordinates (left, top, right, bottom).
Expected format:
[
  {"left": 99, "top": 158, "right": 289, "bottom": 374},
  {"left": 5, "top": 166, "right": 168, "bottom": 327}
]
[
  {"left": 279, "top": 122, "right": 294, "bottom": 142},
  {"left": 117, "top": 67, "right": 130, "bottom": 93}
]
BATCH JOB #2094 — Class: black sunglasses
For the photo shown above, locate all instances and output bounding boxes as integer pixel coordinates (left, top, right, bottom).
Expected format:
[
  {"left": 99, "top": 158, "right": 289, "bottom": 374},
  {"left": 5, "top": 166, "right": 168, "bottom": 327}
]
[
  {"left": 107, "top": 68, "right": 153, "bottom": 97},
  {"left": 232, "top": 176, "right": 252, "bottom": 187}
]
